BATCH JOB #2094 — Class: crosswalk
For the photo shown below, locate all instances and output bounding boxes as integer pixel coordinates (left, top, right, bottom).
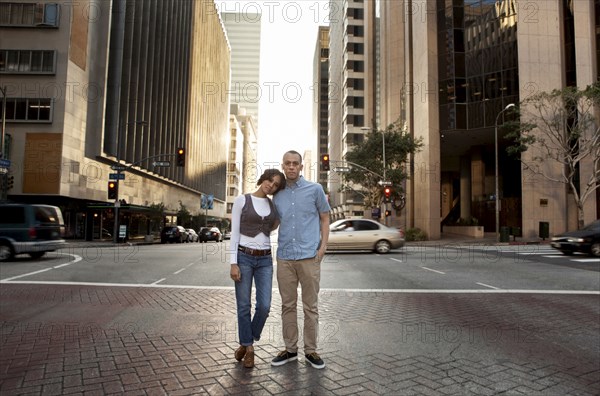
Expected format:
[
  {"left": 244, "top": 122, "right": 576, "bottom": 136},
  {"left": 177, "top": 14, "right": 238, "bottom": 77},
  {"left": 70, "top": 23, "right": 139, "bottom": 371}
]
[
  {"left": 473, "top": 246, "right": 599, "bottom": 263},
  {"left": 402, "top": 245, "right": 599, "bottom": 264}
]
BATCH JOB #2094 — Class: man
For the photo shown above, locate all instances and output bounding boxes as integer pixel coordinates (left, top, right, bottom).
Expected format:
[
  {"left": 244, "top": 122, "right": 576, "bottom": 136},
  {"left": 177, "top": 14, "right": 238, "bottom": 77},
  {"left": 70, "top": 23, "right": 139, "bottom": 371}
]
[{"left": 271, "top": 150, "right": 330, "bottom": 369}]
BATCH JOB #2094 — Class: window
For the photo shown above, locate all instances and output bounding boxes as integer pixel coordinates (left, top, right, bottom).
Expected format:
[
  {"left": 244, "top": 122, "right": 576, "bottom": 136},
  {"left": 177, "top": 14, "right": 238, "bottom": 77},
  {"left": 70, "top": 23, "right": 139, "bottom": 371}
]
[
  {"left": 3, "top": 98, "right": 53, "bottom": 122},
  {"left": 0, "top": 3, "right": 60, "bottom": 27},
  {"left": 0, "top": 50, "right": 56, "bottom": 74},
  {"left": 355, "top": 220, "right": 379, "bottom": 231}
]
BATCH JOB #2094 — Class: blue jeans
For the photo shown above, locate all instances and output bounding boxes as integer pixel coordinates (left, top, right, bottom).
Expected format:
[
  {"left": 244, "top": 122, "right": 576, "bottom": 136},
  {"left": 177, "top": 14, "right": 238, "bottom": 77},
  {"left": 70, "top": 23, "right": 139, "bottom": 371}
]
[{"left": 235, "top": 252, "right": 273, "bottom": 346}]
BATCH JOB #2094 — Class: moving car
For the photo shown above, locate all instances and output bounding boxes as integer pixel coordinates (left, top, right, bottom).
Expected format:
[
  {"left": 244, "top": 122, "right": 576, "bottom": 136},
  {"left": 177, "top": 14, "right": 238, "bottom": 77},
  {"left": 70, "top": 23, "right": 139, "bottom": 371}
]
[
  {"left": 0, "top": 203, "right": 66, "bottom": 261},
  {"left": 327, "top": 218, "right": 405, "bottom": 254},
  {"left": 187, "top": 228, "right": 199, "bottom": 243},
  {"left": 551, "top": 220, "right": 600, "bottom": 257},
  {"left": 199, "top": 227, "right": 223, "bottom": 242},
  {"left": 160, "top": 226, "right": 188, "bottom": 243}
]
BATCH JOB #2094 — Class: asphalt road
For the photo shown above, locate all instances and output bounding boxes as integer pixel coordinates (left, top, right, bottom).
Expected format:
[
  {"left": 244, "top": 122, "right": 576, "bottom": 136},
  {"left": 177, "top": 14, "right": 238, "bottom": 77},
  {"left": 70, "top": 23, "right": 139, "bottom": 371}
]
[{"left": 0, "top": 242, "right": 597, "bottom": 292}]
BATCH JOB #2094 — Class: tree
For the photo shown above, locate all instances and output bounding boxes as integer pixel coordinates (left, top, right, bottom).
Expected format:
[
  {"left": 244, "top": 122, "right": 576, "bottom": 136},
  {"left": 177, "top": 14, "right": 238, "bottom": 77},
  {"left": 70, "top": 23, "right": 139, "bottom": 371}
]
[
  {"left": 176, "top": 201, "right": 192, "bottom": 227},
  {"left": 505, "top": 82, "right": 600, "bottom": 229},
  {"left": 344, "top": 120, "right": 423, "bottom": 209}
]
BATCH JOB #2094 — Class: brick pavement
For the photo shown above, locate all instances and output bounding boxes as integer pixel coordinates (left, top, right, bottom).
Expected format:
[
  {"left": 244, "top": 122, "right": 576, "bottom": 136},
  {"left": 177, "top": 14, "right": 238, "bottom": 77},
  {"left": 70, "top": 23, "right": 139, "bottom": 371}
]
[{"left": 1, "top": 284, "right": 599, "bottom": 395}]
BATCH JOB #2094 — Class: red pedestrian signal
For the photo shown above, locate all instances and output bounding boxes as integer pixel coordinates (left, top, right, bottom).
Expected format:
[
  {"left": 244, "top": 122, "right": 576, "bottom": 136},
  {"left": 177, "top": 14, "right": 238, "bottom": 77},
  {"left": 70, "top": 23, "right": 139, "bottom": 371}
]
[
  {"left": 320, "top": 154, "right": 330, "bottom": 171},
  {"left": 176, "top": 148, "right": 185, "bottom": 167},
  {"left": 108, "top": 181, "right": 118, "bottom": 200}
]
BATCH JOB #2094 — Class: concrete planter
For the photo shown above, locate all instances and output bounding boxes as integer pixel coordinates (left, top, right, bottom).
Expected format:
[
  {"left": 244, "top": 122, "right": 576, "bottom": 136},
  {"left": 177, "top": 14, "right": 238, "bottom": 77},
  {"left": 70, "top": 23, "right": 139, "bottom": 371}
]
[{"left": 443, "top": 225, "right": 485, "bottom": 238}]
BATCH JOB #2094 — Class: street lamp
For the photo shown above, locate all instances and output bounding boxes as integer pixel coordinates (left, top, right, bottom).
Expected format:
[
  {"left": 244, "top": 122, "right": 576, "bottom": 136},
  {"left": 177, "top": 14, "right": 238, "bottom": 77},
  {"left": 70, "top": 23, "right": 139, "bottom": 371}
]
[{"left": 494, "top": 103, "right": 515, "bottom": 242}]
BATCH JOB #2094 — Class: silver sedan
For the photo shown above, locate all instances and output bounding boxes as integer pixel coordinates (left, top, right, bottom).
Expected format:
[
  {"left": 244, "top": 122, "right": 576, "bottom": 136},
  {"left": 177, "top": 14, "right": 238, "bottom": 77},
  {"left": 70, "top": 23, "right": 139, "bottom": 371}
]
[{"left": 327, "top": 218, "right": 405, "bottom": 254}]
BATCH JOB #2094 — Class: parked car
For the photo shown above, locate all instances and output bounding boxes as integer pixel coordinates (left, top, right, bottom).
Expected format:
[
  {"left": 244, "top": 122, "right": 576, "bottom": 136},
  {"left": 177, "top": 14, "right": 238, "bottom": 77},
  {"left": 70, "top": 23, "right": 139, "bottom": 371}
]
[
  {"left": 327, "top": 218, "right": 405, "bottom": 254},
  {"left": 187, "top": 228, "right": 199, "bottom": 243},
  {"left": 199, "top": 227, "right": 223, "bottom": 242},
  {"left": 223, "top": 230, "right": 231, "bottom": 240},
  {"left": 0, "top": 203, "right": 66, "bottom": 261},
  {"left": 160, "top": 226, "right": 188, "bottom": 243},
  {"left": 551, "top": 220, "right": 600, "bottom": 257}
]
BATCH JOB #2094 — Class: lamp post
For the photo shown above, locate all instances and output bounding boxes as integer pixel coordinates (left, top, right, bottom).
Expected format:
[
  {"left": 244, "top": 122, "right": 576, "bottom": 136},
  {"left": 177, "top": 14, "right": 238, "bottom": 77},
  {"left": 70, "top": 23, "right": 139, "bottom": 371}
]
[
  {"left": 494, "top": 103, "right": 515, "bottom": 242},
  {"left": 113, "top": 120, "right": 146, "bottom": 243}
]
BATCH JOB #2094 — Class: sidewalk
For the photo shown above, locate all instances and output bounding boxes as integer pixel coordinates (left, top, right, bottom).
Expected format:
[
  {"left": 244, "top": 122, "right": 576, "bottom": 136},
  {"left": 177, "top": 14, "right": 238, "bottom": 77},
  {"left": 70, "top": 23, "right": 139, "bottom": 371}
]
[{"left": 1, "top": 283, "right": 598, "bottom": 395}]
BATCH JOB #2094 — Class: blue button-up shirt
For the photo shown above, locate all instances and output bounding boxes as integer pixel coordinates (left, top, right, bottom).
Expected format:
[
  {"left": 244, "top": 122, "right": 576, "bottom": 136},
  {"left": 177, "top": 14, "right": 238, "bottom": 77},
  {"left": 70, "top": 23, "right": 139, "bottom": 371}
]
[{"left": 273, "top": 176, "right": 330, "bottom": 260}]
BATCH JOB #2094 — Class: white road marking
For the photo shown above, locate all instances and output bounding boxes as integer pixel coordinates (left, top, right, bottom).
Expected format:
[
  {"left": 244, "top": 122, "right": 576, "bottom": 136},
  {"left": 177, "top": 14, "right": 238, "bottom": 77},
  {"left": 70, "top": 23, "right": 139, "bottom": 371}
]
[
  {"left": 151, "top": 278, "right": 166, "bottom": 285},
  {"left": 573, "top": 258, "right": 600, "bottom": 263},
  {"left": 1, "top": 281, "right": 598, "bottom": 294},
  {"left": 173, "top": 263, "right": 194, "bottom": 275},
  {"left": 421, "top": 267, "right": 446, "bottom": 274},
  {"left": 389, "top": 258, "right": 403, "bottom": 263},
  {"left": 1, "top": 254, "right": 82, "bottom": 282},
  {"left": 476, "top": 282, "right": 501, "bottom": 290}
]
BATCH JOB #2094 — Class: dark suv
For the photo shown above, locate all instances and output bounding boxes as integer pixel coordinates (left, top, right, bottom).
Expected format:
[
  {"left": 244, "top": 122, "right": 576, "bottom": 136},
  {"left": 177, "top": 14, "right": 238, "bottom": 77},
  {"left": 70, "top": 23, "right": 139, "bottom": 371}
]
[
  {"left": 0, "top": 203, "right": 66, "bottom": 261},
  {"left": 160, "top": 226, "right": 188, "bottom": 243}
]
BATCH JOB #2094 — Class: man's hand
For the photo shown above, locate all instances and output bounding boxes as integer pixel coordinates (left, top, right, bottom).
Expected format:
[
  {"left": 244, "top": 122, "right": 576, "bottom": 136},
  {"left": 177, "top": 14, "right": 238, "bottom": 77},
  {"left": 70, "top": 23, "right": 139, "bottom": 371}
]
[{"left": 316, "top": 245, "right": 327, "bottom": 262}]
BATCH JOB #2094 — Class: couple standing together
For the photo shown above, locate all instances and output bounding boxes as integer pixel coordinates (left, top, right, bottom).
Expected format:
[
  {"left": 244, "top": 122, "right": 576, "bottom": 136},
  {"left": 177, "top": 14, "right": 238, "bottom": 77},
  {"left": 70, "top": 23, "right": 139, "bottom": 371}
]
[{"left": 229, "top": 150, "right": 331, "bottom": 369}]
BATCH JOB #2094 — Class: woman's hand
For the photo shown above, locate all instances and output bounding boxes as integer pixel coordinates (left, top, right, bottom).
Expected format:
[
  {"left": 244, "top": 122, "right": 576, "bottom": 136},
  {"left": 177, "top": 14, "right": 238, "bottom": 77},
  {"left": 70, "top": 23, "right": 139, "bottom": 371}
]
[{"left": 230, "top": 264, "right": 241, "bottom": 282}]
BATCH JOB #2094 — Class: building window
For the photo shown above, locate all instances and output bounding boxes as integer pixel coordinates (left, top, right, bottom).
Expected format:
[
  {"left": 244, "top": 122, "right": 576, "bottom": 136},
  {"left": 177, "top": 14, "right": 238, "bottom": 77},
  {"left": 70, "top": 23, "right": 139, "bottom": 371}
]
[
  {"left": 0, "top": 3, "right": 60, "bottom": 27},
  {"left": 0, "top": 50, "right": 56, "bottom": 74},
  {"left": 3, "top": 98, "right": 53, "bottom": 122}
]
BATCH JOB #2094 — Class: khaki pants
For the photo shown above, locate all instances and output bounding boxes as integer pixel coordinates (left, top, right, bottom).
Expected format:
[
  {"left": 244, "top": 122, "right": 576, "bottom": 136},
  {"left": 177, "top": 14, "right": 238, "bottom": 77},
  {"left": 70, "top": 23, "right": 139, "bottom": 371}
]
[{"left": 276, "top": 256, "right": 321, "bottom": 355}]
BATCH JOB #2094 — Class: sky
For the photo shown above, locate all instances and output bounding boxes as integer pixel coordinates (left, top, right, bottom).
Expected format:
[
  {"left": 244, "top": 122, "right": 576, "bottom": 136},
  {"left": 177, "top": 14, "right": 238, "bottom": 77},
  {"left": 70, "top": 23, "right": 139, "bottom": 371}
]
[{"left": 217, "top": 0, "right": 330, "bottom": 167}]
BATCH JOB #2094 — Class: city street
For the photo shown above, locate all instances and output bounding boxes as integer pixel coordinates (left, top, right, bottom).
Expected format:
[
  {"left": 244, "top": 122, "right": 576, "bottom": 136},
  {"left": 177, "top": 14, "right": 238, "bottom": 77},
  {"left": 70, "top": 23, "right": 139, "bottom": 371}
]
[{"left": 1, "top": 241, "right": 599, "bottom": 395}]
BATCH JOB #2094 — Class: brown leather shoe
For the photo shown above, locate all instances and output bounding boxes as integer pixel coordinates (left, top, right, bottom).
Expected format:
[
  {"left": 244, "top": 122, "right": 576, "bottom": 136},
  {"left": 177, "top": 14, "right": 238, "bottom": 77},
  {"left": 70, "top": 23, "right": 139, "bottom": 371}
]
[
  {"left": 243, "top": 347, "right": 254, "bottom": 368},
  {"left": 234, "top": 346, "right": 246, "bottom": 362}
]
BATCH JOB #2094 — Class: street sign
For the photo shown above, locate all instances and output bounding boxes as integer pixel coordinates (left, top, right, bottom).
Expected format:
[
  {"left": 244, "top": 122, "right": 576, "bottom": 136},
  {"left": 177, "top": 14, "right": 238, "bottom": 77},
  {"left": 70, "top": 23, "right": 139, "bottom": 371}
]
[
  {"left": 0, "top": 158, "right": 10, "bottom": 168},
  {"left": 378, "top": 180, "right": 392, "bottom": 186},
  {"left": 111, "top": 165, "right": 127, "bottom": 171},
  {"left": 109, "top": 173, "right": 125, "bottom": 180},
  {"left": 152, "top": 161, "right": 171, "bottom": 167},
  {"left": 334, "top": 166, "right": 350, "bottom": 172},
  {"left": 0, "top": 167, "right": 7, "bottom": 174}
]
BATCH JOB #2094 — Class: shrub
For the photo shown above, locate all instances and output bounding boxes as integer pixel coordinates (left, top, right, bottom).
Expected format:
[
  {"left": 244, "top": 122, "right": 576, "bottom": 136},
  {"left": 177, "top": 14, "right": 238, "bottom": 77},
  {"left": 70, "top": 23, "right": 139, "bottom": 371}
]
[{"left": 405, "top": 227, "right": 428, "bottom": 241}]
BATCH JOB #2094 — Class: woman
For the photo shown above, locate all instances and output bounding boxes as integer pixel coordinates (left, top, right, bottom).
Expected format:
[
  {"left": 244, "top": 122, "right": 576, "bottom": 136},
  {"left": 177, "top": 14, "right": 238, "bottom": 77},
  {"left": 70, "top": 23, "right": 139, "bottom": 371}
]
[{"left": 230, "top": 168, "right": 285, "bottom": 368}]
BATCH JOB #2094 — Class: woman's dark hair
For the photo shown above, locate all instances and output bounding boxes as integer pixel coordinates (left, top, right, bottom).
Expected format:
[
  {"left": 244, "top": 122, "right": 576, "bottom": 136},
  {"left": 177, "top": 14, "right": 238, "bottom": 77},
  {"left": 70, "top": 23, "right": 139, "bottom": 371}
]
[{"left": 257, "top": 169, "right": 286, "bottom": 194}]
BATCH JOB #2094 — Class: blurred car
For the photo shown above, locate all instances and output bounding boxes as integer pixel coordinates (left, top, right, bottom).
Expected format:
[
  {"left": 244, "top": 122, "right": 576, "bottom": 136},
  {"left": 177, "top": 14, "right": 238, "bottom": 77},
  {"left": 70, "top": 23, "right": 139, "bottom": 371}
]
[
  {"left": 160, "top": 226, "right": 187, "bottom": 243},
  {"left": 187, "top": 228, "right": 199, "bottom": 243},
  {"left": 199, "top": 227, "right": 223, "bottom": 242},
  {"left": 327, "top": 218, "right": 405, "bottom": 254},
  {"left": 0, "top": 203, "right": 66, "bottom": 261},
  {"left": 223, "top": 230, "right": 231, "bottom": 240},
  {"left": 551, "top": 220, "right": 600, "bottom": 257}
]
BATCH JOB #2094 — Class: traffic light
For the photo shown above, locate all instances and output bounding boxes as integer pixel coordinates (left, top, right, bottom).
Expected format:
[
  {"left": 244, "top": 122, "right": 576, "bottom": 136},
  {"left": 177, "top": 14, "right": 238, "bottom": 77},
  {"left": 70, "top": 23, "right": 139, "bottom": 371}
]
[
  {"left": 108, "top": 181, "right": 118, "bottom": 200},
  {"left": 383, "top": 186, "right": 392, "bottom": 202},
  {"left": 385, "top": 210, "right": 392, "bottom": 217},
  {"left": 176, "top": 148, "right": 185, "bottom": 167},
  {"left": 320, "top": 154, "right": 330, "bottom": 171},
  {"left": 6, "top": 175, "right": 14, "bottom": 190}
]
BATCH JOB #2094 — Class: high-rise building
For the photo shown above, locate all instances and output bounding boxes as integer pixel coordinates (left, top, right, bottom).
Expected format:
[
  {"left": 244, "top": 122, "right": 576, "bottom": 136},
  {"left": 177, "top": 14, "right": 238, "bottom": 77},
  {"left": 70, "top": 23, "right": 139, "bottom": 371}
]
[
  {"left": 313, "top": 26, "right": 330, "bottom": 190},
  {"left": 0, "top": 0, "right": 231, "bottom": 239},
  {"left": 377, "top": 0, "right": 598, "bottom": 239},
  {"left": 328, "top": 0, "right": 377, "bottom": 220},
  {"left": 221, "top": 12, "right": 262, "bottom": 123}
]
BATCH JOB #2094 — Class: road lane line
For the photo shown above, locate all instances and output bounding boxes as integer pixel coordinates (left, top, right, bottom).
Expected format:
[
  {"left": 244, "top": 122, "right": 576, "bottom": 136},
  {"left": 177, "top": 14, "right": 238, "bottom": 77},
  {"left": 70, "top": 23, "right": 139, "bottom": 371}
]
[
  {"left": 2, "top": 280, "right": 599, "bottom": 294},
  {"left": 1, "top": 254, "right": 82, "bottom": 281},
  {"left": 476, "top": 282, "right": 501, "bottom": 290},
  {"left": 572, "top": 258, "right": 600, "bottom": 263},
  {"left": 151, "top": 278, "right": 166, "bottom": 285},
  {"left": 173, "top": 262, "right": 195, "bottom": 275},
  {"left": 421, "top": 267, "right": 445, "bottom": 274},
  {"left": 390, "top": 258, "right": 403, "bottom": 263}
]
